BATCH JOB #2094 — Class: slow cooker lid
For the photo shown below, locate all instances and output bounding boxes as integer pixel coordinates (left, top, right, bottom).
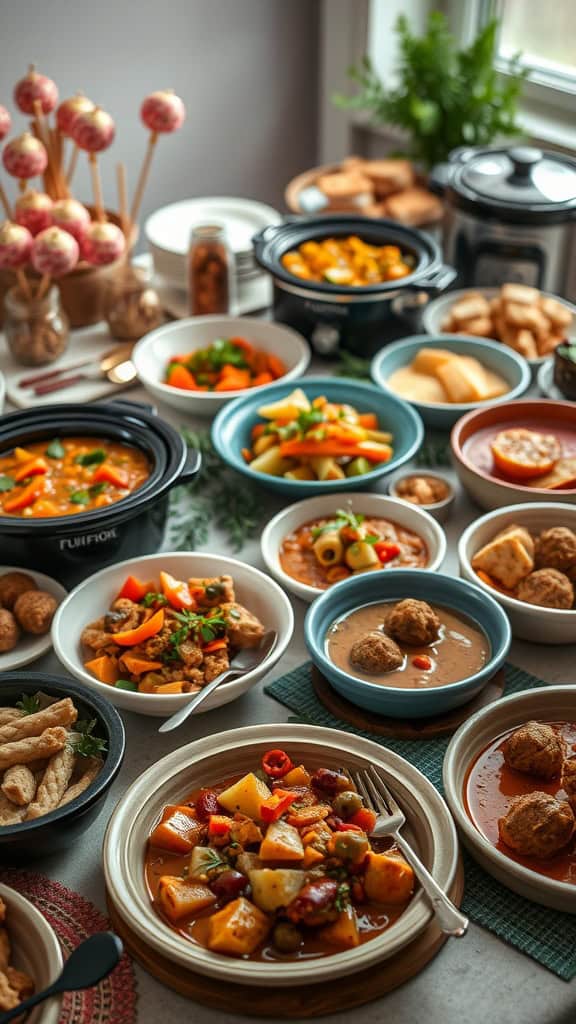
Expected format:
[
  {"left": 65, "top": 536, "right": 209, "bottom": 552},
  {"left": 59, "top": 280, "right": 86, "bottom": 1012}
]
[{"left": 456, "top": 147, "right": 576, "bottom": 215}]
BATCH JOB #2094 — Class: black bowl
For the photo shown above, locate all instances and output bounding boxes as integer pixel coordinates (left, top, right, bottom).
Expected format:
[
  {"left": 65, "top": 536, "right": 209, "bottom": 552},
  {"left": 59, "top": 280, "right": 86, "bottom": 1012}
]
[
  {"left": 0, "top": 671, "right": 125, "bottom": 861},
  {"left": 0, "top": 399, "right": 201, "bottom": 586}
]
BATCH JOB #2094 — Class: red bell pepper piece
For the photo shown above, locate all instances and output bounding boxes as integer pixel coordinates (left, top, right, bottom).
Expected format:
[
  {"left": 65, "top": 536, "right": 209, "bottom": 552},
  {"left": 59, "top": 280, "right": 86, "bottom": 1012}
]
[
  {"left": 260, "top": 789, "right": 298, "bottom": 823},
  {"left": 261, "top": 749, "right": 294, "bottom": 778},
  {"left": 374, "top": 541, "right": 401, "bottom": 565},
  {"left": 349, "top": 808, "right": 377, "bottom": 833},
  {"left": 3, "top": 476, "right": 46, "bottom": 513},
  {"left": 159, "top": 570, "right": 196, "bottom": 611},
  {"left": 412, "top": 655, "right": 432, "bottom": 670},
  {"left": 208, "top": 814, "right": 233, "bottom": 838},
  {"left": 13, "top": 457, "right": 48, "bottom": 483},
  {"left": 92, "top": 463, "right": 129, "bottom": 488},
  {"left": 117, "top": 575, "right": 155, "bottom": 603},
  {"left": 113, "top": 608, "right": 165, "bottom": 647}
]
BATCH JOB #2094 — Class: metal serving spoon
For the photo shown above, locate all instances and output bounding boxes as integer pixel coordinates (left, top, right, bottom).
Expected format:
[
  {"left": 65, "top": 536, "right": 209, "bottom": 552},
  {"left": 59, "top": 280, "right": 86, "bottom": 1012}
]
[
  {"left": 159, "top": 629, "right": 278, "bottom": 734},
  {"left": 33, "top": 348, "right": 137, "bottom": 396},
  {"left": 0, "top": 932, "right": 123, "bottom": 1023}
]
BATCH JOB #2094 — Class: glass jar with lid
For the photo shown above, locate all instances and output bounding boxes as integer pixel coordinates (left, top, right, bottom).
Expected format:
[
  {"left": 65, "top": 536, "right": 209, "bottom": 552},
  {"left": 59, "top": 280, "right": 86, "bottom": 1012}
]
[
  {"left": 188, "top": 224, "right": 235, "bottom": 315},
  {"left": 3, "top": 284, "right": 69, "bottom": 366}
]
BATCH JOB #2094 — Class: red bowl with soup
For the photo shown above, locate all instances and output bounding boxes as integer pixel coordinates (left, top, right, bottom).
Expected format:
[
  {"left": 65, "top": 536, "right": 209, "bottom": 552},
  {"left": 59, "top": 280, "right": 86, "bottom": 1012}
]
[{"left": 451, "top": 399, "right": 576, "bottom": 511}]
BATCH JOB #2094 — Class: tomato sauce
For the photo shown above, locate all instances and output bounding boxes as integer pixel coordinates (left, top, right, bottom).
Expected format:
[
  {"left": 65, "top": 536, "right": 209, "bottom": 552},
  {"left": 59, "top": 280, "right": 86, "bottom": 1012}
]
[{"left": 463, "top": 419, "right": 576, "bottom": 489}]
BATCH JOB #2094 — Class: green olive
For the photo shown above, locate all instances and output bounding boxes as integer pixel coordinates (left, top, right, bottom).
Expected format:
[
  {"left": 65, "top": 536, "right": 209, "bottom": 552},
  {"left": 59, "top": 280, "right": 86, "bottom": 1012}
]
[
  {"left": 333, "top": 790, "right": 363, "bottom": 818},
  {"left": 273, "top": 921, "right": 303, "bottom": 953},
  {"left": 332, "top": 832, "right": 369, "bottom": 862}
]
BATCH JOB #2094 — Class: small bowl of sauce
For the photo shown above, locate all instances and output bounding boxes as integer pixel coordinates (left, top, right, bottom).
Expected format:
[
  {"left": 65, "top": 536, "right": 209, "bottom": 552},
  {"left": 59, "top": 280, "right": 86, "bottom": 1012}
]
[{"left": 389, "top": 471, "right": 455, "bottom": 523}]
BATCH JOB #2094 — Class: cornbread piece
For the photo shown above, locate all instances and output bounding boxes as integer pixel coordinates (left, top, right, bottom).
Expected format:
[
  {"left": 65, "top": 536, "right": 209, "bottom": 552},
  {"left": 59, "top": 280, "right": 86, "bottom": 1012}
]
[
  {"left": 13, "top": 590, "right": 58, "bottom": 635},
  {"left": 472, "top": 532, "right": 534, "bottom": 590},
  {"left": 25, "top": 745, "right": 75, "bottom": 819},
  {"left": 535, "top": 527, "right": 576, "bottom": 577},
  {"left": 516, "top": 569, "right": 574, "bottom": 609},
  {"left": 0, "top": 698, "right": 77, "bottom": 745},
  {"left": 493, "top": 524, "right": 535, "bottom": 559},
  {"left": 500, "top": 283, "right": 540, "bottom": 306},
  {"left": 504, "top": 327, "right": 538, "bottom": 360},
  {"left": 386, "top": 599, "right": 440, "bottom": 646},
  {"left": 503, "top": 302, "right": 550, "bottom": 334},
  {"left": 58, "top": 755, "right": 103, "bottom": 807},
  {"left": 0, "top": 610, "right": 19, "bottom": 653},
  {"left": 540, "top": 296, "right": 572, "bottom": 329},
  {"left": 525, "top": 458, "right": 576, "bottom": 490},
  {"left": 499, "top": 792, "right": 574, "bottom": 858},
  {"left": 0, "top": 792, "right": 25, "bottom": 825},
  {"left": 0, "top": 572, "right": 36, "bottom": 610},
  {"left": 350, "top": 632, "right": 403, "bottom": 674},
  {"left": 503, "top": 722, "right": 565, "bottom": 780},
  {"left": 450, "top": 294, "right": 491, "bottom": 324},
  {"left": 316, "top": 171, "right": 372, "bottom": 210},
  {"left": 0, "top": 726, "right": 68, "bottom": 770},
  {"left": 362, "top": 159, "right": 414, "bottom": 196},
  {"left": 385, "top": 187, "right": 442, "bottom": 225},
  {"left": 2, "top": 765, "right": 36, "bottom": 806},
  {"left": 457, "top": 316, "right": 493, "bottom": 338}
]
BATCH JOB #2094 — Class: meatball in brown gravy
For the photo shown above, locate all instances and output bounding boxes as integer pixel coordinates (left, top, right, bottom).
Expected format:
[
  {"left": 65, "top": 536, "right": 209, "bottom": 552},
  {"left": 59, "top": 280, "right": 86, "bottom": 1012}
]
[
  {"left": 503, "top": 721, "right": 565, "bottom": 781},
  {"left": 349, "top": 633, "right": 403, "bottom": 674},
  {"left": 516, "top": 568, "right": 574, "bottom": 610},
  {"left": 386, "top": 599, "right": 440, "bottom": 647},
  {"left": 498, "top": 792, "right": 574, "bottom": 859}
]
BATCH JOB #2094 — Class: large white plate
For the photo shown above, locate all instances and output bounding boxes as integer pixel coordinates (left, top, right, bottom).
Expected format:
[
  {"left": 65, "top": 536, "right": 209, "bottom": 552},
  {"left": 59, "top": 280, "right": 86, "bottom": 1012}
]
[{"left": 0, "top": 567, "right": 67, "bottom": 671}]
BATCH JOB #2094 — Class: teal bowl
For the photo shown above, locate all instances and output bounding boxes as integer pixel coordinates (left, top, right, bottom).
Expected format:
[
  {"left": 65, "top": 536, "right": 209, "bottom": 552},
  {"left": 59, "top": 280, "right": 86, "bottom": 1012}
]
[
  {"left": 304, "top": 569, "right": 511, "bottom": 718},
  {"left": 370, "top": 334, "right": 531, "bottom": 430},
  {"left": 211, "top": 376, "right": 424, "bottom": 497}
]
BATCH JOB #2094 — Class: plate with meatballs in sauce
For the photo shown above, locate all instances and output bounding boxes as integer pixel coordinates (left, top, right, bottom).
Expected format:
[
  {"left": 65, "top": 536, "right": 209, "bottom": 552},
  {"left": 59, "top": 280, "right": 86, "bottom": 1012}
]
[
  {"left": 444, "top": 686, "right": 576, "bottom": 912},
  {"left": 0, "top": 567, "right": 65, "bottom": 670}
]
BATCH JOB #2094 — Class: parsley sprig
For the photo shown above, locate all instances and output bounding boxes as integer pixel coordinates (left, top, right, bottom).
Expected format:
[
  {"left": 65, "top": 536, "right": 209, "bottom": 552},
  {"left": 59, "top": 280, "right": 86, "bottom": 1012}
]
[
  {"left": 165, "top": 609, "right": 227, "bottom": 662},
  {"left": 142, "top": 591, "right": 168, "bottom": 608},
  {"left": 311, "top": 508, "right": 365, "bottom": 541},
  {"left": 72, "top": 719, "right": 108, "bottom": 758},
  {"left": 16, "top": 693, "right": 41, "bottom": 716}
]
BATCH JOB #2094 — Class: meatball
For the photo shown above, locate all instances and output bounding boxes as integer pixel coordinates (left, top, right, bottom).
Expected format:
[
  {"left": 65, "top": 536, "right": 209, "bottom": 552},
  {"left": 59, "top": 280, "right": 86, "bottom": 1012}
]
[
  {"left": 386, "top": 599, "right": 440, "bottom": 647},
  {"left": 13, "top": 590, "right": 58, "bottom": 635},
  {"left": 503, "top": 721, "right": 565, "bottom": 780},
  {"left": 561, "top": 758, "right": 576, "bottom": 810},
  {"left": 349, "top": 632, "right": 403, "bottom": 674},
  {"left": 0, "top": 609, "right": 19, "bottom": 652},
  {"left": 0, "top": 572, "right": 37, "bottom": 610},
  {"left": 535, "top": 527, "right": 576, "bottom": 580},
  {"left": 498, "top": 792, "right": 574, "bottom": 859},
  {"left": 516, "top": 568, "right": 574, "bottom": 610}
]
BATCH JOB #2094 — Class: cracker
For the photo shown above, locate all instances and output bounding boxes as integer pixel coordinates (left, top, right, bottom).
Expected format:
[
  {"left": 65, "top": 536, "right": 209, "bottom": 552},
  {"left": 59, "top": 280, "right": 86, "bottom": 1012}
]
[{"left": 25, "top": 745, "right": 75, "bottom": 820}]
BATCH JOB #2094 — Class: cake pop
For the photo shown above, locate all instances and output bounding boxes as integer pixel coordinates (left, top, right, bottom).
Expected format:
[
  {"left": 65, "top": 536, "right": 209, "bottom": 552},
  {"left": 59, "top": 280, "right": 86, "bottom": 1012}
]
[
  {"left": 0, "top": 220, "right": 33, "bottom": 268},
  {"left": 51, "top": 198, "right": 90, "bottom": 244},
  {"left": 15, "top": 190, "right": 53, "bottom": 235},
  {"left": 56, "top": 93, "right": 95, "bottom": 136},
  {"left": 2, "top": 133, "right": 48, "bottom": 187},
  {"left": 31, "top": 226, "right": 79, "bottom": 277},
  {"left": 130, "top": 89, "right": 185, "bottom": 224},
  {"left": 0, "top": 106, "right": 11, "bottom": 143},
  {"left": 72, "top": 107, "right": 115, "bottom": 152},
  {"left": 82, "top": 221, "right": 125, "bottom": 266},
  {"left": 14, "top": 66, "right": 58, "bottom": 116}
]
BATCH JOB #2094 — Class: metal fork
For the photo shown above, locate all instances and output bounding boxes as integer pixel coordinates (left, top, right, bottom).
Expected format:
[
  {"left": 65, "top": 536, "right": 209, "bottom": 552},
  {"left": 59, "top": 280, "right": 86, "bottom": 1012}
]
[{"left": 352, "top": 764, "right": 468, "bottom": 937}]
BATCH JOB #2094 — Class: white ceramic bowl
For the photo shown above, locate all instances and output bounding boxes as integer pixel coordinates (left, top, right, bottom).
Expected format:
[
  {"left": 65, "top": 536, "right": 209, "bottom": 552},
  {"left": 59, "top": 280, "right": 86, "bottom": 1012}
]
[
  {"left": 133, "top": 316, "right": 310, "bottom": 416},
  {"left": 0, "top": 567, "right": 67, "bottom": 672},
  {"left": 459, "top": 502, "right": 576, "bottom": 645},
  {"left": 261, "top": 493, "right": 447, "bottom": 603},
  {"left": 0, "top": 882, "right": 63, "bottom": 1024},
  {"left": 387, "top": 471, "right": 456, "bottom": 525},
  {"left": 52, "top": 552, "right": 294, "bottom": 717},
  {"left": 443, "top": 686, "right": 576, "bottom": 912},
  {"left": 422, "top": 287, "right": 576, "bottom": 378},
  {"left": 104, "top": 723, "right": 459, "bottom": 987}
]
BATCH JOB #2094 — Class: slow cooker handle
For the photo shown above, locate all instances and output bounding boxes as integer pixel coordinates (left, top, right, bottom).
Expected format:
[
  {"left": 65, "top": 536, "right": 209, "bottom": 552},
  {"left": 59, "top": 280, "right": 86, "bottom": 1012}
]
[
  {"left": 104, "top": 399, "right": 157, "bottom": 416},
  {"left": 413, "top": 264, "right": 457, "bottom": 294},
  {"left": 179, "top": 448, "right": 202, "bottom": 485}
]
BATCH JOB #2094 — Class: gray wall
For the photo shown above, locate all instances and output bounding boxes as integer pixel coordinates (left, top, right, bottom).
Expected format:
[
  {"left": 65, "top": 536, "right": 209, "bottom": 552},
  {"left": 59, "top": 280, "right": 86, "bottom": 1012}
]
[{"left": 0, "top": 0, "right": 319, "bottom": 236}]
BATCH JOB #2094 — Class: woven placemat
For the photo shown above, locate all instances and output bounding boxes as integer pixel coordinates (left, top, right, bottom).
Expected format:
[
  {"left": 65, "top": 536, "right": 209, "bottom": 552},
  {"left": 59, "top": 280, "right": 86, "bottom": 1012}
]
[
  {"left": 0, "top": 870, "right": 138, "bottom": 1023},
  {"left": 265, "top": 662, "right": 576, "bottom": 981}
]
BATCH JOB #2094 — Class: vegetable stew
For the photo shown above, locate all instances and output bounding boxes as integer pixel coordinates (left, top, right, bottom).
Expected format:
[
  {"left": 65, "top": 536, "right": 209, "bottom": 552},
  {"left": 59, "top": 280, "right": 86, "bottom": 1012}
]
[
  {"left": 165, "top": 337, "right": 287, "bottom": 393},
  {"left": 281, "top": 236, "right": 414, "bottom": 286}
]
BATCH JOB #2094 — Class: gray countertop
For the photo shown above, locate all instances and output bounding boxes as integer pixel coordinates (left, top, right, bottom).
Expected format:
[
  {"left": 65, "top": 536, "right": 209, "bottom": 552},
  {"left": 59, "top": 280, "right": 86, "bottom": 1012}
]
[{"left": 11, "top": 380, "right": 576, "bottom": 1024}]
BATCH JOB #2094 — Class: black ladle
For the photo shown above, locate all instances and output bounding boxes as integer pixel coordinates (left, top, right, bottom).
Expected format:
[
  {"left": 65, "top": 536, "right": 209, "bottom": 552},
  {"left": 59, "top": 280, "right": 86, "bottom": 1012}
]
[{"left": 0, "top": 931, "right": 123, "bottom": 1024}]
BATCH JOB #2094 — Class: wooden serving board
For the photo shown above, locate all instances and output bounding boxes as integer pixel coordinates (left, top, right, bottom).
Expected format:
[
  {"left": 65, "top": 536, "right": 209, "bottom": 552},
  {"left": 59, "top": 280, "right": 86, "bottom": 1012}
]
[
  {"left": 107, "top": 858, "right": 464, "bottom": 1018},
  {"left": 311, "top": 666, "right": 506, "bottom": 740}
]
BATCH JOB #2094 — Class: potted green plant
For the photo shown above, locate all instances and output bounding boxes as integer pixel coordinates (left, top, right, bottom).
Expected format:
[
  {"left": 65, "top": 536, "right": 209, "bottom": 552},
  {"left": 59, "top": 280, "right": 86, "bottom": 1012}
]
[{"left": 334, "top": 12, "right": 527, "bottom": 169}]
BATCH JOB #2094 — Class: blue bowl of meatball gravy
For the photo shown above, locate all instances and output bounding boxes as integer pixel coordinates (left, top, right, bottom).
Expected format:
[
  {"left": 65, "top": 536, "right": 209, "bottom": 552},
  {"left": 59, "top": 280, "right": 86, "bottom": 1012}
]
[{"left": 304, "top": 569, "right": 511, "bottom": 718}]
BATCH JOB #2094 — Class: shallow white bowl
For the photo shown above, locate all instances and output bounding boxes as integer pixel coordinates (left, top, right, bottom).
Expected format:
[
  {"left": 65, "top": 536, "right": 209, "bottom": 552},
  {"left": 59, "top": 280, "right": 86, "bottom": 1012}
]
[
  {"left": 133, "top": 316, "right": 310, "bottom": 416},
  {"left": 0, "top": 567, "right": 67, "bottom": 672},
  {"left": 459, "top": 502, "right": 576, "bottom": 645},
  {"left": 52, "top": 552, "right": 294, "bottom": 717},
  {"left": 103, "top": 723, "right": 459, "bottom": 987},
  {"left": 0, "top": 882, "right": 63, "bottom": 1024},
  {"left": 261, "top": 493, "right": 447, "bottom": 603},
  {"left": 443, "top": 686, "right": 576, "bottom": 912}
]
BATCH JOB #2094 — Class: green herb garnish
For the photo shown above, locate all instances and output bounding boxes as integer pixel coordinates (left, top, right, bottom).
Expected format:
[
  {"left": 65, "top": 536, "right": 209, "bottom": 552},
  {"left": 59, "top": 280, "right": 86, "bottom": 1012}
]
[
  {"left": 72, "top": 718, "right": 108, "bottom": 758},
  {"left": 165, "top": 609, "right": 227, "bottom": 661},
  {"left": 69, "top": 489, "right": 90, "bottom": 505},
  {"left": 188, "top": 338, "right": 248, "bottom": 375},
  {"left": 333, "top": 350, "right": 371, "bottom": 380},
  {"left": 142, "top": 592, "right": 168, "bottom": 608},
  {"left": 74, "top": 449, "right": 106, "bottom": 467},
  {"left": 15, "top": 693, "right": 41, "bottom": 716},
  {"left": 296, "top": 408, "right": 325, "bottom": 434},
  {"left": 0, "top": 475, "right": 15, "bottom": 492},
  {"left": 335, "top": 882, "right": 351, "bottom": 912},
  {"left": 310, "top": 508, "right": 365, "bottom": 540},
  {"left": 46, "top": 439, "right": 65, "bottom": 459},
  {"left": 114, "top": 679, "right": 138, "bottom": 692}
]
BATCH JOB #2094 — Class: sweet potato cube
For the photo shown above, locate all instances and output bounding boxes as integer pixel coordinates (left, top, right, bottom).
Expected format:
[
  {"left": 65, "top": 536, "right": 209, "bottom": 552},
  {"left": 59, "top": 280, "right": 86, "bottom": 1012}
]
[
  {"left": 157, "top": 877, "right": 217, "bottom": 922},
  {"left": 149, "top": 806, "right": 204, "bottom": 853},
  {"left": 259, "top": 819, "right": 304, "bottom": 861},
  {"left": 207, "top": 897, "right": 270, "bottom": 956},
  {"left": 217, "top": 773, "right": 271, "bottom": 821},
  {"left": 321, "top": 905, "right": 360, "bottom": 948},
  {"left": 363, "top": 851, "right": 414, "bottom": 904},
  {"left": 282, "top": 764, "right": 312, "bottom": 787}
]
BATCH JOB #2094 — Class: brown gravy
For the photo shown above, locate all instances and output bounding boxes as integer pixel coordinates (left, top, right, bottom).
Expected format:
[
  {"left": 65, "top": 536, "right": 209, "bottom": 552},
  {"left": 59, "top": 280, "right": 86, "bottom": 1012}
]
[{"left": 326, "top": 601, "right": 489, "bottom": 689}]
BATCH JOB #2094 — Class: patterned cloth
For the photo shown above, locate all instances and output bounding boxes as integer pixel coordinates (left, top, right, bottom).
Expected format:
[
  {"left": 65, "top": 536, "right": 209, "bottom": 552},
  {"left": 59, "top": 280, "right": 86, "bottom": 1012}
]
[{"left": 265, "top": 662, "right": 576, "bottom": 980}]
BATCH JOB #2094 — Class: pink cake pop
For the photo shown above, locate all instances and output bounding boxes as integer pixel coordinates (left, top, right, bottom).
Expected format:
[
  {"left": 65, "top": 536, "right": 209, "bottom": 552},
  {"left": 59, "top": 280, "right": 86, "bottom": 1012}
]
[
  {"left": 32, "top": 226, "right": 79, "bottom": 278},
  {"left": 51, "top": 198, "right": 90, "bottom": 244},
  {"left": 15, "top": 190, "right": 53, "bottom": 235},
  {"left": 0, "top": 220, "right": 33, "bottom": 268},
  {"left": 56, "top": 92, "right": 94, "bottom": 136},
  {"left": 140, "top": 89, "right": 186, "bottom": 134},
  {"left": 2, "top": 133, "right": 48, "bottom": 186},
  {"left": 82, "top": 221, "right": 125, "bottom": 266},
  {"left": 14, "top": 65, "right": 58, "bottom": 116},
  {"left": 0, "top": 106, "right": 11, "bottom": 143},
  {"left": 72, "top": 107, "right": 115, "bottom": 152}
]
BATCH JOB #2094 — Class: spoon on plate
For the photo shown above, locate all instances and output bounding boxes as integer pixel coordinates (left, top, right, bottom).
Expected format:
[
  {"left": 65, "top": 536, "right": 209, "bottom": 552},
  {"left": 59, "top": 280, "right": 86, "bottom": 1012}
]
[
  {"left": 0, "top": 932, "right": 123, "bottom": 1023},
  {"left": 18, "top": 344, "right": 137, "bottom": 396},
  {"left": 159, "top": 629, "right": 278, "bottom": 734}
]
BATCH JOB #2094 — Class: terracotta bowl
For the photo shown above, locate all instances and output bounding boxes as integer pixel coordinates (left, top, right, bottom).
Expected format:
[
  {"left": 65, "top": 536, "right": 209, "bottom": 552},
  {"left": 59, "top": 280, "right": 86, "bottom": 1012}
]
[
  {"left": 0, "top": 882, "right": 63, "bottom": 1024},
  {"left": 451, "top": 399, "right": 576, "bottom": 510}
]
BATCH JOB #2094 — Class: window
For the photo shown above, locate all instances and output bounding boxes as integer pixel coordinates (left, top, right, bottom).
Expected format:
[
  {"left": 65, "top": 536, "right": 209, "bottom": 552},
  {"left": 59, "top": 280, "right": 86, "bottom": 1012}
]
[{"left": 491, "top": 0, "right": 576, "bottom": 92}]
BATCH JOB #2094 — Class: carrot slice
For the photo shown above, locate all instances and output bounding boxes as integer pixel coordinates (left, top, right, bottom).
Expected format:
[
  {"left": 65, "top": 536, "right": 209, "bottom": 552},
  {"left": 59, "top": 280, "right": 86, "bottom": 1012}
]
[
  {"left": 119, "top": 655, "right": 163, "bottom": 675},
  {"left": 3, "top": 477, "right": 46, "bottom": 513},
  {"left": 13, "top": 457, "right": 48, "bottom": 483},
  {"left": 85, "top": 654, "right": 119, "bottom": 685},
  {"left": 113, "top": 608, "right": 165, "bottom": 646},
  {"left": 167, "top": 364, "right": 199, "bottom": 390},
  {"left": 92, "top": 463, "right": 129, "bottom": 488}
]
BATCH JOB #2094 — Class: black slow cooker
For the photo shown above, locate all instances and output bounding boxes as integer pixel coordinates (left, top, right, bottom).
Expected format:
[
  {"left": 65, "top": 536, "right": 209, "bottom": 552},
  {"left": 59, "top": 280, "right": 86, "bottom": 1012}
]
[
  {"left": 253, "top": 216, "right": 455, "bottom": 357},
  {"left": 0, "top": 400, "right": 201, "bottom": 586}
]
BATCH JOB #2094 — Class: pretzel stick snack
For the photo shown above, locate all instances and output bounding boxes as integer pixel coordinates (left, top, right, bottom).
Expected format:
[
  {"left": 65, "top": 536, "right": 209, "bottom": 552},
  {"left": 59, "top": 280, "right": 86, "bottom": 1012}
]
[
  {"left": 26, "top": 745, "right": 75, "bottom": 819},
  {"left": 0, "top": 727, "right": 67, "bottom": 770},
  {"left": 0, "top": 710, "right": 23, "bottom": 728},
  {"left": 6, "top": 967, "right": 33, "bottom": 1000},
  {"left": 58, "top": 755, "right": 102, "bottom": 807},
  {"left": 0, "top": 793, "right": 24, "bottom": 826},
  {"left": 0, "top": 971, "right": 19, "bottom": 1012},
  {"left": 0, "top": 926, "right": 9, "bottom": 970},
  {"left": 1, "top": 765, "right": 36, "bottom": 806},
  {"left": 0, "top": 698, "right": 76, "bottom": 745}
]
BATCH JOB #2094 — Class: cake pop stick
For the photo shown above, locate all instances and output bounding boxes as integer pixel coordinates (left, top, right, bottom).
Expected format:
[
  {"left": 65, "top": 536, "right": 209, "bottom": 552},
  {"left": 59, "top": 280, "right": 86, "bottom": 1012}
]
[
  {"left": 72, "top": 108, "right": 115, "bottom": 222},
  {"left": 130, "top": 89, "right": 185, "bottom": 225},
  {"left": 0, "top": 221, "right": 33, "bottom": 298},
  {"left": 116, "top": 162, "right": 129, "bottom": 238},
  {"left": 0, "top": 182, "right": 11, "bottom": 220},
  {"left": 57, "top": 93, "right": 94, "bottom": 187},
  {"left": 31, "top": 225, "right": 79, "bottom": 300},
  {"left": 2, "top": 133, "right": 48, "bottom": 193}
]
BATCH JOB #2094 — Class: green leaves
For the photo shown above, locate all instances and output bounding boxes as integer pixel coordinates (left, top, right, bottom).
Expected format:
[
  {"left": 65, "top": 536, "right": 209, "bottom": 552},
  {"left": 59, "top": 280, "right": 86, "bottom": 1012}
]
[
  {"left": 0, "top": 475, "right": 15, "bottom": 492},
  {"left": 189, "top": 338, "right": 248, "bottom": 374},
  {"left": 334, "top": 13, "right": 527, "bottom": 168},
  {"left": 46, "top": 439, "right": 65, "bottom": 459},
  {"left": 72, "top": 718, "right": 108, "bottom": 758},
  {"left": 16, "top": 693, "right": 41, "bottom": 716},
  {"left": 74, "top": 449, "right": 106, "bottom": 466},
  {"left": 333, "top": 351, "right": 371, "bottom": 380}
]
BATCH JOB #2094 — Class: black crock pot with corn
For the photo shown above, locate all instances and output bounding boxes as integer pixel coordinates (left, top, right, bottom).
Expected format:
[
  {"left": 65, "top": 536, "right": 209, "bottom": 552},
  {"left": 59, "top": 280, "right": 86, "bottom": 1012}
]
[{"left": 0, "top": 401, "right": 201, "bottom": 586}]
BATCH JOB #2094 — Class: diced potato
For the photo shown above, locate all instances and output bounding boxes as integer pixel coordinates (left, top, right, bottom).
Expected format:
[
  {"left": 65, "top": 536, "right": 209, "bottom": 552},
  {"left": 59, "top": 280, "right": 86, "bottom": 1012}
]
[
  {"left": 257, "top": 388, "right": 310, "bottom": 421},
  {"left": 411, "top": 347, "right": 454, "bottom": 376},
  {"left": 436, "top": 356, "right": 490, "bottom": 403},
  {"left": 217, "top": 773, "right": 271, "bottom": 821},
  {"left": 284, "top": 466, "right": 315, "bottom": 481},
  {"left": 149, "top": 806, "right": 205, "bottom": 854},
  {"left": 236, "top": 851, "right": 262, "bottom": 875},
  {"left": 282, "top": 765, "right": 311, "bottom": 787},
  {"left": 157, "top": 877, "right": 217, "bottom": 922},
  {"left": 363, "top": 851, "right": 414, "bottom": 904},
  {"left": 189, "top": 846, "right": 224, "bottom": 880},
  {"left": 207, "top": 897, "right": 270, "bottom": 956},
  {"left": 472, "top": 533, "right": 534, "bottom": 589},
  {"left": 249, "top": 868, "right": 305, "bottom": 911},
  {"left": 259, "top": 819, "right": 304, "bottom": 861},
  {"left": 320, "top": 905, "right": 360, "bottom": 948},
  {"left": 310, "top": 456, "right": 346, "bottom": 481},
  {"left": 249, "top": 445, "right": 294, "bottom": 477}
]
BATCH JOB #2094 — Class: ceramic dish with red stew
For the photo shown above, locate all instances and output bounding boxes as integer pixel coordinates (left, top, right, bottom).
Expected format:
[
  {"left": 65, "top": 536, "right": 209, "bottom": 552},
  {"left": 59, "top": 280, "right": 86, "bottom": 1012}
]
[
  {"left": 164, "top": 336, "right": 287, "bottom": 393},
  {"left": 145, "top": 747, "right": 415, "bottom": 961}
]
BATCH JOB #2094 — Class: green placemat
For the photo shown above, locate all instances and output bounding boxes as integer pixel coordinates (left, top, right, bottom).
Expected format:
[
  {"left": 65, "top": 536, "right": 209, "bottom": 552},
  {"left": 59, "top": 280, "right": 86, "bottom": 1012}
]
[{"left": 264, "top": 662, "right": 576, "bottom": 980}]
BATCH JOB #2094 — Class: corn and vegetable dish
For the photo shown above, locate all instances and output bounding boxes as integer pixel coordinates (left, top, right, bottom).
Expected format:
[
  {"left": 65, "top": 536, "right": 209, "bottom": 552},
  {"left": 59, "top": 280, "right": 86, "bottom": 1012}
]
[{"left": 281, "top": 236, "right": 414, "bottom": 287}]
